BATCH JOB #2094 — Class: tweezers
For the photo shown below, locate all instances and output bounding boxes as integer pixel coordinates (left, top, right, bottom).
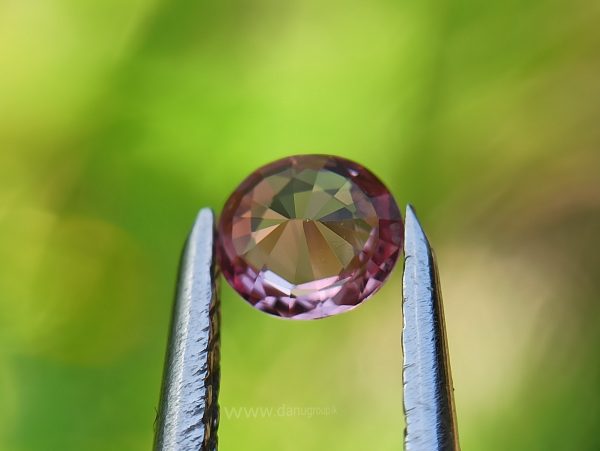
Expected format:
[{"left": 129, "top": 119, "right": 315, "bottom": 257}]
[{"left": 154, "top": 206, "right": 460, "bottom": 451}]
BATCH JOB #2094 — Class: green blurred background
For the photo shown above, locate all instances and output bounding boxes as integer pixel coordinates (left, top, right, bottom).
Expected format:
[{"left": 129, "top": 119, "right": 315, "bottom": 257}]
[{"left": 1, "top": 0, "right": 599, "bottom": 449}]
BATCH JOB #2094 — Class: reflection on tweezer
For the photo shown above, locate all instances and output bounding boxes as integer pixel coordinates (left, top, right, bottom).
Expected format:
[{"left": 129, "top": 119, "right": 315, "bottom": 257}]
[
  {"left": 154, "top": 209, "right": 220, "bottom": 451},
  {"left": 402, "top": 205, "right": 460, "bottom": 451}
]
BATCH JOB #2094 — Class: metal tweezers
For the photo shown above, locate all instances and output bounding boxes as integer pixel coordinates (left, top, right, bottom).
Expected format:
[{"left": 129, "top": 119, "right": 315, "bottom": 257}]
[{"left": 154, "top": 206, "right": 460, "bottom": 451}]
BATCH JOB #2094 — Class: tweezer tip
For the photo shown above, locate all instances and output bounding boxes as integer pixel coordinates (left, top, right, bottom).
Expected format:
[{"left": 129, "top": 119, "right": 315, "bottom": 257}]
[
  {"left": 404, "top": 204, "right": 430, "bottom": 253},
  {"left": 155, "top": 206, "right": 220, "bottom": 451},
  {"left": 191, "top": 208, "right": 215, "bottom": 237},
  {"left": 402, "top": 204, "right": 460, "bottom": 451}
]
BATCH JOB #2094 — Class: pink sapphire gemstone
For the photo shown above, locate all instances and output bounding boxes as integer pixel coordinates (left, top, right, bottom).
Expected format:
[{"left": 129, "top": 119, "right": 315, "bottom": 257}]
[{"left": 217, "top": 155, "right": 403, "bottom": 319}]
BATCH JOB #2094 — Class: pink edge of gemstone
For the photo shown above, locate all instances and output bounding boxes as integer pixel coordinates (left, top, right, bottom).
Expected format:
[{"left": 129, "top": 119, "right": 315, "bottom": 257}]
[{"left": 217, "top": 154, "right": 404, "bottom": 320}]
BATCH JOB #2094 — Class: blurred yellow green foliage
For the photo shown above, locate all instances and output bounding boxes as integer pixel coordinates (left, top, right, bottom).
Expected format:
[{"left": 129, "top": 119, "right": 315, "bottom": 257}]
[{"left": 1, "top": 0, "right": 599, "bottom": 450}]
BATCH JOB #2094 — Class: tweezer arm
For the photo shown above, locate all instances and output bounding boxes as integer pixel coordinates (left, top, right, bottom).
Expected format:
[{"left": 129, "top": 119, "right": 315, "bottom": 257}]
[
  {"left": 155, "top": 208, "right": 220, "bottom": 451},
  {"left": 402, "top": 205, "right": 459, "bottom": 451}
]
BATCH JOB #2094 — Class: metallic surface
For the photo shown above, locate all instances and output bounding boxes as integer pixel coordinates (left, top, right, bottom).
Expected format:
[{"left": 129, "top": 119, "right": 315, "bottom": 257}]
[
  {"left": 155, "top": 209, "right": 220, "bottom": 451},
  {"left": 402, "top": 205, "right": 460, "bottom": 451},
  {"left": 154, "top": 204, "right": 459, "bottom": 451}
]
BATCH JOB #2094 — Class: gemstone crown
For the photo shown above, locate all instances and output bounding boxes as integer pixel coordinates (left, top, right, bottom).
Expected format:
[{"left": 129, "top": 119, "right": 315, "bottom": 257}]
[{"left": 218, "top": 154, "right": 403, "bottom": 319}]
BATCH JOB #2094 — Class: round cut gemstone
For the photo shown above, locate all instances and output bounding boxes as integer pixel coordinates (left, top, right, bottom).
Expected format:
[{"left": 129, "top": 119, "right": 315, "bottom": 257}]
[{"left": 217, "top": 155, "right": 403, "bottom": 319}]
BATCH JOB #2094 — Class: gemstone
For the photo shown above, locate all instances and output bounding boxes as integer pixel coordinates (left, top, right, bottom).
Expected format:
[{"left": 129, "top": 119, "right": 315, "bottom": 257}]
[{"left": 217, "top": 155, "right": 403, "bottom": 319}]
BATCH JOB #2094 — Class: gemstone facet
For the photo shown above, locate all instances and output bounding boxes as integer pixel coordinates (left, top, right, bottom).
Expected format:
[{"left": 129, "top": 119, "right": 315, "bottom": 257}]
[{"left": 218, "top": 155, "right": 403, "bottom": 319}]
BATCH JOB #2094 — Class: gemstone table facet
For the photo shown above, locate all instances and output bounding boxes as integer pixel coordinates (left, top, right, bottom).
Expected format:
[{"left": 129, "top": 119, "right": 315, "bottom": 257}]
[{"left": 217, "top": 155, "right": 404, "bottom": 319}]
